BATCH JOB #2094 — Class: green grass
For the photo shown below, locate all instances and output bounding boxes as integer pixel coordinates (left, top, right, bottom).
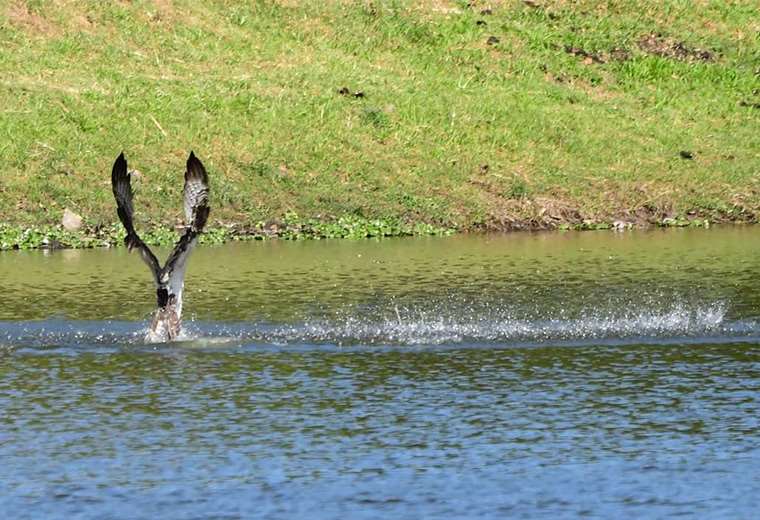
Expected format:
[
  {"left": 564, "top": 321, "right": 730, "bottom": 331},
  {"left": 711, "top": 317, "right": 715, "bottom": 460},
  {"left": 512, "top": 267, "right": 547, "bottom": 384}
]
[{"left": 0, "top": 0, "right": 758, "bottom": 247}]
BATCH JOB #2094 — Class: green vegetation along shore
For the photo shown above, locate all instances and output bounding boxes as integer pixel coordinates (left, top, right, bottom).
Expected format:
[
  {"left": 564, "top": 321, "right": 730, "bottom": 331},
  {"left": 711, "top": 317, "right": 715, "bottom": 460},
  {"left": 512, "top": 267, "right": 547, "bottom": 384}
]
[{"left": 1, "top": 0, "right": 758, "bottom": 249}]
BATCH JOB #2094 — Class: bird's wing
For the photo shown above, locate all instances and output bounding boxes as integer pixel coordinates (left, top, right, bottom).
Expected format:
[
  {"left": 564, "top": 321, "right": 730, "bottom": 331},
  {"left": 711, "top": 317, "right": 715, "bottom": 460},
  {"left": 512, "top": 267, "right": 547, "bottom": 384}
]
[
  {"left": 183, "top": 151, "right": 210, "bottom": 231},
  {"left": 161, "top": 152, "right": 211, "bottom": 296},
  {"left": 162, "top": 228, "right": 198, "bottom": 300},
  {"left": 111, "top": 152, "right": 162, "bottom": 284}
]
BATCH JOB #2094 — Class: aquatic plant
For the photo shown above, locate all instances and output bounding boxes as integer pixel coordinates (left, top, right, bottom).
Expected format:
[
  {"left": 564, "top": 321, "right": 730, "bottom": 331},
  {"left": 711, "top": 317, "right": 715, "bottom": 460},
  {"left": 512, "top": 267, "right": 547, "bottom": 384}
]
[{"left": 0, "top": 216, "right": 454, "bottom": 250}]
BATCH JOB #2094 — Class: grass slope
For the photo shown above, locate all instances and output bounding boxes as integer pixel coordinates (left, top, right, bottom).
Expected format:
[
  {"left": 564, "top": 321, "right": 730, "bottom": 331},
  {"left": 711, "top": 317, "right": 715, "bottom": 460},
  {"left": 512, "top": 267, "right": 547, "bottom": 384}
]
[{"left": 0, "top": 0, "right": 758, "bottom": 246}]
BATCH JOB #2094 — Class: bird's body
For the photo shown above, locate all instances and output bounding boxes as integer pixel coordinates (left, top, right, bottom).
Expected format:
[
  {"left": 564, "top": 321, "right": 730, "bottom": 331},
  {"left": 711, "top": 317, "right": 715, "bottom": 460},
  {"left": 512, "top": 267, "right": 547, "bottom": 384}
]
[
  {"left": 148, "top": 301, "right": 182, "bottom": 343},
  {"left": 111, "top": 152, "right": 210, "bottom": 343}
]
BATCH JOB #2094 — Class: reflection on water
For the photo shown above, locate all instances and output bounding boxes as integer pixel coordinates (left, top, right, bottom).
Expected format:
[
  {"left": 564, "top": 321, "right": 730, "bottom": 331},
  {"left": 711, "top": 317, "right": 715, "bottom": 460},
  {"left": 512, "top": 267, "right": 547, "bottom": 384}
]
[
  {"left": 1, "top": 228, "right": 759, "bottom": 518},
  {"left": 1, "top": 227, "right": 759, "bottom": 347}
]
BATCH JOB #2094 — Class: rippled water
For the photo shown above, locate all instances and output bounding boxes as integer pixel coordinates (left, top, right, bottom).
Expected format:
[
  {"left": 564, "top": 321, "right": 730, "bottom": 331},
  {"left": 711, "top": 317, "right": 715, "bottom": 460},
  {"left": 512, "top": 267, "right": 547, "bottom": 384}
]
[{"left": 2, "top": 228, "right": 759, "bottom": 518}]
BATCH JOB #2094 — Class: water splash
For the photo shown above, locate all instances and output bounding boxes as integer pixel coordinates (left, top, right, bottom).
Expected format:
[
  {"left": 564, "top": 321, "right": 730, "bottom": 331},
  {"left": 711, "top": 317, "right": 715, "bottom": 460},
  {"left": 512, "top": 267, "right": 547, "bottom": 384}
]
[
  {"left": 1, "top": 301, "right": 757, "bottom": 351},
  {"left": 180, "top": 300, "right": 754, "bottom": 348},
  {"left": 212, "top": 301, "right": 733, "bottom": 346}
]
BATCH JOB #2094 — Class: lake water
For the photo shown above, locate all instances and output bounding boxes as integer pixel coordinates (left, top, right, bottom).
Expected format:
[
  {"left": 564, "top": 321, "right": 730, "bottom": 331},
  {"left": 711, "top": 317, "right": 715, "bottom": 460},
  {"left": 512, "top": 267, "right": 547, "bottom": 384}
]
[{"left": 1, "top": 228, "right": 759, "bottom": 519}]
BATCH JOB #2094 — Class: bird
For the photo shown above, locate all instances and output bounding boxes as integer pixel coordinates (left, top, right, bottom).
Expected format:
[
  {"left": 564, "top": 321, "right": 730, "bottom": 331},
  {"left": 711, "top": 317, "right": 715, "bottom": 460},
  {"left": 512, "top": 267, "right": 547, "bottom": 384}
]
[{"left": 111, "top": 151, "right": 210, "bottom": 343}]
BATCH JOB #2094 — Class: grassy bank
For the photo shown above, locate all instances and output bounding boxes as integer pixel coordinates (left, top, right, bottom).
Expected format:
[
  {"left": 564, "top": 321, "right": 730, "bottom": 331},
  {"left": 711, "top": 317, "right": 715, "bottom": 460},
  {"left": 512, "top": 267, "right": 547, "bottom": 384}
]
[{"left": 1, "top": 0, "right": 758, "bottom": 248}]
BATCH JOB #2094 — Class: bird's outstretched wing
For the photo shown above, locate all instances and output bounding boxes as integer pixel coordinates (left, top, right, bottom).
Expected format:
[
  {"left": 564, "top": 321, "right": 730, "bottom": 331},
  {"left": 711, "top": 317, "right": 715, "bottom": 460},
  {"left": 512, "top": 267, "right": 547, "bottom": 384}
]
[
  {"left": 111, "top": 152, "right": 161, "bottom": 284},
  {"left": 162, "top": 152, "right": 211, "bottom": 296},
  {"left": 183, "top": 151, "right": 210, "bottom": 232}
]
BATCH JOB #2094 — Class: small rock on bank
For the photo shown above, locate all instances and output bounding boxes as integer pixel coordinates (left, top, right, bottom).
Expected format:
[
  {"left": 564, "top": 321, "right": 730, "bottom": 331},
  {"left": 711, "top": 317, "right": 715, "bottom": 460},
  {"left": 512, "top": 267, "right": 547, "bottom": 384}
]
[{"left": 62, "top": 208, "right": 83, "bottom": 231}]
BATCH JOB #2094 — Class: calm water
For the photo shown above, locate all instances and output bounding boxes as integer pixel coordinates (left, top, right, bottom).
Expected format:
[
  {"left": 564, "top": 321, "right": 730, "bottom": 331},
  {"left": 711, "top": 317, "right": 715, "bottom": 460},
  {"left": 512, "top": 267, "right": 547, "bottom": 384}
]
[{"left": 1, "top": 228, "right": 759, "bottom": 519}]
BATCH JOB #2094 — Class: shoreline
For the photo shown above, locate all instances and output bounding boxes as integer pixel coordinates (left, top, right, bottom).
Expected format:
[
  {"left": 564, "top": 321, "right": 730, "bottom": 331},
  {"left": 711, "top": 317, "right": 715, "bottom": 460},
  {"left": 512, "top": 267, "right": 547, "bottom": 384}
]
[{"left": 1, "top": 212, "right": 755, "bottom": 251}]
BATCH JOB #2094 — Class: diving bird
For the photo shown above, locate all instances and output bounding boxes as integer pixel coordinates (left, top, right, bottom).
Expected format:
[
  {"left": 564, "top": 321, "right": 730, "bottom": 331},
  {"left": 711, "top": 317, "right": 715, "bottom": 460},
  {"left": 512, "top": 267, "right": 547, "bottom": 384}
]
[{"left": 111, "top": 151, "right": 210, "bottom": 343}]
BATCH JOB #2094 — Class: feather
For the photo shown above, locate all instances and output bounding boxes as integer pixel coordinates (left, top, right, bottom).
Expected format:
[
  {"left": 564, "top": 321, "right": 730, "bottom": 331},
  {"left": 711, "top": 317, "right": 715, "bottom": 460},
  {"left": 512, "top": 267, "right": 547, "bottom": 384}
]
[
  {"left": 159, "top": 152, "right": 211, "bottom": 316},
  {"left": 110, "top": 153, "right": 162, "bottom": 284},
  {"left": 184, "top": 151, "right": 210, "bottom": 231}
]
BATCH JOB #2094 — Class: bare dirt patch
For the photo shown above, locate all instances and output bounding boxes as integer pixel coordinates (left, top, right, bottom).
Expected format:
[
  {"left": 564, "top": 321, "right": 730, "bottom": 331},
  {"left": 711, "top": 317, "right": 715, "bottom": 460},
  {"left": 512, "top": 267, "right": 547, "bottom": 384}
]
[
  {"left": 564, "top": 45, "right": 605, "bottom": 64},
  {"left": 637, "top": 33, "right": 714, "bottom": 62},
  {"left": 6, "top": 1, "right": 60, "bottom": 36}
]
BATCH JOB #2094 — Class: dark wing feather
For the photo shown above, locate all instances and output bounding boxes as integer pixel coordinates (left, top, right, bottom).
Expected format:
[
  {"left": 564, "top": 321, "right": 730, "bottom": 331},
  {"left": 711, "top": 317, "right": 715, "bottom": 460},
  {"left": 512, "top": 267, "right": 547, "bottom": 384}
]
[
  {"left": 111, "top": 153, "right": 135, "bottom": 235},
  {"left": 111, "top": 152, "right": 162, "bottom": 284},
  {"left": 184, "top": 151, "right": 210, "bottom": 232},
  {"left": 161, "top": 152, "right": 211, "bottom": 293}
]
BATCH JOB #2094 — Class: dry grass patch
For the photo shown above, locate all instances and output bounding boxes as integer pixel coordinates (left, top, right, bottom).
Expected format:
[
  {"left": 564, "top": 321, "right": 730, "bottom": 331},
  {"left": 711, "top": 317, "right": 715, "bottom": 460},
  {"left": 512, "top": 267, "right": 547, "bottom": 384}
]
[{"left": 6, "top": 0, "right": 60, "bottom": 35}]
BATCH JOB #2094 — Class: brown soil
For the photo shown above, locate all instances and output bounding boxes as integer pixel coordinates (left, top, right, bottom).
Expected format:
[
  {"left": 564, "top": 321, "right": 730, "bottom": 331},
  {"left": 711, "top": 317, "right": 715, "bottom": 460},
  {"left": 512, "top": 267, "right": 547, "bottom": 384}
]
[
  {"left": 6, "top": 1, "right": 60, "bottom": 36},
  {"left": 637, "top": 33, "right": 715, "bottom": 62},
  {"left": 564, "top": 45, "right": 605, "bottom": 64}
]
